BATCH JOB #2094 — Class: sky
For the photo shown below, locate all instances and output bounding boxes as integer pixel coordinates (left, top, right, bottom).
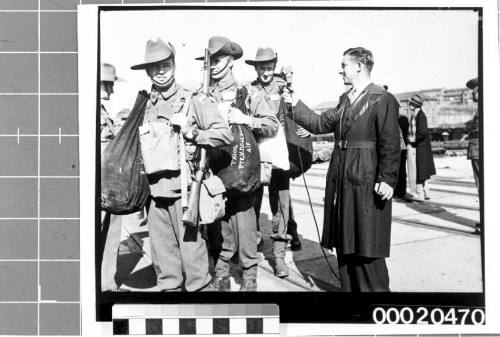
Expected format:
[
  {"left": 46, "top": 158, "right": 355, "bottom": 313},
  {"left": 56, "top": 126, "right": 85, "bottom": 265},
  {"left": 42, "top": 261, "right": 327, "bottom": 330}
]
[{"left": 100, "top": 8, "right": 478, "bottom": 115}]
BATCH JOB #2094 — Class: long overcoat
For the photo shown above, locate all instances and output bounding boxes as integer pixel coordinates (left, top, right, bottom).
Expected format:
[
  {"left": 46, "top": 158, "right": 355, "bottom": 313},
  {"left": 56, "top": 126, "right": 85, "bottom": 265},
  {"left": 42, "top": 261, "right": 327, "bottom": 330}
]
[
  {"left": 291, "top": 84, "right": 400, "bottom": 258},
  {"left": 413, "top": 110, "right": 436, "bottom": 182}
]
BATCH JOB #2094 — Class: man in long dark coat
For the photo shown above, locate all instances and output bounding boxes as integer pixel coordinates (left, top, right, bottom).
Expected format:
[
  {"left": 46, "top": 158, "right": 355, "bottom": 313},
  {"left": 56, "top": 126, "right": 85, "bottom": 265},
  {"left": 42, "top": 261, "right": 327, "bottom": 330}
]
[
  {"left": 408, "top": 95, "right": 436, "bottom": 201},
  {"left": 283, "top": 47, "right": 400, "bottom": 292}
]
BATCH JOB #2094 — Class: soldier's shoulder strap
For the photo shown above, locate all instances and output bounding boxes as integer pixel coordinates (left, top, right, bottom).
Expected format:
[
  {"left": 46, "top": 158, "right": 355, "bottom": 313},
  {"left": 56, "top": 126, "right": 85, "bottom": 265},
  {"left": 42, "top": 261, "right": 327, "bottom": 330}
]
[{"left": 177, "top": 87, "right": 195, "bottom": 116}]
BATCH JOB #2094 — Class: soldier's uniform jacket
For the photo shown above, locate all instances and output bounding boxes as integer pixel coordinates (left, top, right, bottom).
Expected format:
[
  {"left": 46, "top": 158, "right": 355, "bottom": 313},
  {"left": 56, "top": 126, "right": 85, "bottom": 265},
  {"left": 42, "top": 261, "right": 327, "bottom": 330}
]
[
  {"left": 249, "top": 77, "right": 286, "bottom": 120},
  {"left": 209, "top": 73, "right": 279, "bottom": 138},
  {"left": 291, "top": 83, "right": 400, "bottom": 258},
  {"left": 144, "top": 81, "right": 233, "bottom": 199},
  {"left": 250, "top": 76, "right": 311, "bottom": 137}
]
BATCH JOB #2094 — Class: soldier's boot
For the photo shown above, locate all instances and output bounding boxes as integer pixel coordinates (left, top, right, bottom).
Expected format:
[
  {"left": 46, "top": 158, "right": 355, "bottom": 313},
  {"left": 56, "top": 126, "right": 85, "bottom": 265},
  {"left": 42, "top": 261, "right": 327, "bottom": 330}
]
[
  {"left": 239, "top": 279, "right": 257, "bottom": 292},
  {"left": 208, "top": 276, "right": 230, "bottom": 292},
  {"left": 274, "top": 258, "right": 289, "bottom": 278},
  {"left": 273, "top": 240, "right": 289, "bottom": 278},
  {"left": 286, "top": 219, "right": 302, "bottom": 251}
]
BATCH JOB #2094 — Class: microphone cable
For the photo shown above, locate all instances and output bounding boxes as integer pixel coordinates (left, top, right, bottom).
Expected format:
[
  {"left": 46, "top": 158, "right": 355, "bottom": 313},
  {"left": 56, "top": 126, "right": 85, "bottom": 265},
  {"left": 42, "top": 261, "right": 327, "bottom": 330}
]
[{"left": 288, "top": 102, "right": 340, "bottom": 281}]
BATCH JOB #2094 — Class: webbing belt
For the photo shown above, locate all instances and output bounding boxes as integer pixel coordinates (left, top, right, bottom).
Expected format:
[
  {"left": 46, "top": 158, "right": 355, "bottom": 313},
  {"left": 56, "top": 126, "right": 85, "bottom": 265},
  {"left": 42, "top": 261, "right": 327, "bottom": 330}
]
[{"left": 336, "top": 140, "right": 376, "bottom": 150}]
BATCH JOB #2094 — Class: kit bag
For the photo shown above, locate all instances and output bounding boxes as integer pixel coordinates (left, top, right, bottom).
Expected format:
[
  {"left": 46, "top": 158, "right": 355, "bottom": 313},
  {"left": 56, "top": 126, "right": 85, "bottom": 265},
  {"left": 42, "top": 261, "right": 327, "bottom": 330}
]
[
  {"left": 209, "top": 87, "right": 261, "bottom": 195},
  {"left": 101, "top": 91, "right": 151, "bottom": 215},
  {"left": 199, "top": 174, "right": 226, "bottom": 225},
  {"left": 280, "top": 99, "right": 313, "bottom": 178},
  {"left": 258, "top": 123, "right": 290, "bottom": 171}
]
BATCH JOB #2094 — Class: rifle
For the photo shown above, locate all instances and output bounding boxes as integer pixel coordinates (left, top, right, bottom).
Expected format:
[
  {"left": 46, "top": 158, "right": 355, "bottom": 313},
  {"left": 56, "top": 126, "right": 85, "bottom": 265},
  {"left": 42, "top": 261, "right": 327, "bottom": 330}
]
[
  {"left": 182, "top": 48, "right": 210, "bottom": 228},
  {"left": 179, "top": 123, "right": 188, "bottom": 213}
]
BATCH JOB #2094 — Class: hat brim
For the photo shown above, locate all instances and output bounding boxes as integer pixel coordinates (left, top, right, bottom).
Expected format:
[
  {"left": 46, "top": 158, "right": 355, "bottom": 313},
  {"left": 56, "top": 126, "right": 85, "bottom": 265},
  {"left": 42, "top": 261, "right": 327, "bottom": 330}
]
[
  {"left": 195, "top": 42, "right": 243, "bottom": 61},
  {"left": 466, "top": 78, "right": 478, "bottom": 89},
  {"left": 195, "top": 53, "right": 243, "bottom": 61},
  {"left": 131, "top": 62, "right": 155, "bottom": 70},
  {"left": 245, "top": 56, "right": 278, "bottom": 66},
  {"left": 101, "top": 75, "right": 125, "bottom": 82},
  {"left": 131, "top": 57, "right": 171, "bottom": 70}
]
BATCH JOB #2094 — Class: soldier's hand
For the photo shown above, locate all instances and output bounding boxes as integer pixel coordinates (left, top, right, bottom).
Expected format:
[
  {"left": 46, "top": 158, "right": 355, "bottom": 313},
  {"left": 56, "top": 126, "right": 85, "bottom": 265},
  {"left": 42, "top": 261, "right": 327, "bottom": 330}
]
[
  {"left": 282, "top": 87, "right": 299, "bottom": 106},
  {"left": 228, "top": 108, "right": 252, "bottom": 126},
  {"left": 374, "top": 182, "right": 394, "bottom": 200},
  {"left": 170, "top": 113, "right": 188, "bottom": 133},
  {"left": 281, "top": 66, "right": 294, "bottom": 84}
]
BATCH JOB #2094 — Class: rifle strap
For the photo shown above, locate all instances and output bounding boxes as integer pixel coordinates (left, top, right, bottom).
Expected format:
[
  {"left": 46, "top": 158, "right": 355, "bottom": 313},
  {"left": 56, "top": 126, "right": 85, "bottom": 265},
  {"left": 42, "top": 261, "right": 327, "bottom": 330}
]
[{"left": 178, "top": 90, "right": 193, "bottom": 209}]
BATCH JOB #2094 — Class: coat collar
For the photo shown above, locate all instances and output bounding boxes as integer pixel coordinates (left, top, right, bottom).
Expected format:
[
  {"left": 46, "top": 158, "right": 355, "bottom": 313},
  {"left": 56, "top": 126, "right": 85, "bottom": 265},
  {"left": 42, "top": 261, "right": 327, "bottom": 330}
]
[
  {"left": 212, "top": 72, "right": 237, "bottom": 92},
  {"left": 340, "top": 83, "right": 385, "bottom": 138},
  {"left": 150, "top": 81, "right": 179, "bottom": 104},
  {"left": 349, "top": 80, "right": 372, "bottom": 103}
]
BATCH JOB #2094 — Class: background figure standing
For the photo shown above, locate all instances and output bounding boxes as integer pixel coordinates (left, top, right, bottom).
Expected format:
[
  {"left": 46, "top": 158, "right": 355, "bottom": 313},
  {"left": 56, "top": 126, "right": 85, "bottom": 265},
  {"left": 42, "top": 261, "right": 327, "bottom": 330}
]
[
  {"left": 466, "top": 77, "right": 480, "bottom": 232},
  {"left": 407, "top": 95, "right": 436, "bottom": 201},
  {"left": 100, "top": 63, "right": 123, "bottom": 153},
  {"left": 406, "top": 106, "right": 417, "bottom": 198},
  {"left": 285, "top": 47, "right": 400, "bottom": 292},
  {"left": 100, "top": 63, "right": 126, "bottom": 291}
]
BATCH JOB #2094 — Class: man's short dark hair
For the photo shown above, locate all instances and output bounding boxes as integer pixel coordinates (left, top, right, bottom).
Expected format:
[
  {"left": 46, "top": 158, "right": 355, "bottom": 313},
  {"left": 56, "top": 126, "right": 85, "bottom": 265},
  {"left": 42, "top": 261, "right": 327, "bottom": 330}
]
[{"left": 344, "top": 47, "right": 374, "bottom": 72}]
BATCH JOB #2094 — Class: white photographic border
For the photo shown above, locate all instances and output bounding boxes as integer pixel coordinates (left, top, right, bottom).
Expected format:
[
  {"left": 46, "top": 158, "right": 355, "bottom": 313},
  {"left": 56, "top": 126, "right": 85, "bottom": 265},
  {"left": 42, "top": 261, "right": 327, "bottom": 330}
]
[{"left": 78, "top": 1, "right": 500, "bottom": 335}]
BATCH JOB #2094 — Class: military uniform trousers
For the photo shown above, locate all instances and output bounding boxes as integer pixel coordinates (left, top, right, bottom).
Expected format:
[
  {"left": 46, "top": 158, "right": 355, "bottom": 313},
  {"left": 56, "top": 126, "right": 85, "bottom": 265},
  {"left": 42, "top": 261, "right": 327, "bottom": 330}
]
[
  {"left": 254, "top": 169, "right": 291, "bottom": 258},
  {"left": 148, "top": 197, "right": 211, "bottom": 291},
  {"left": 468, "top": 138, "right": 480, "bottom": 196},
  {"left": 214, "top": 193, "right": 259, "bottom": 280}
]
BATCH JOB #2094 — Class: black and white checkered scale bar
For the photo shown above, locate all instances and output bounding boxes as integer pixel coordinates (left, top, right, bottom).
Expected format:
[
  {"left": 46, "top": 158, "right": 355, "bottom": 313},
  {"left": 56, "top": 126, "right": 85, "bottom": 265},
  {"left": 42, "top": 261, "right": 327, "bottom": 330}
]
[{"left": 112, "top": 304, "right": 280, "bottom": 336}]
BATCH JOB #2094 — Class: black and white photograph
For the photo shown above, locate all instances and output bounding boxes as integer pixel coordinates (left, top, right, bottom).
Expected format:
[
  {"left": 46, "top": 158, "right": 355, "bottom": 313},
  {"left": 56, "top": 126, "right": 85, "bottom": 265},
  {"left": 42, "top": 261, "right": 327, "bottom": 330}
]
[
  {"left": 76, "top": 1, "right": 498, "bottom": 328},
  {"left": 97, "top": 6, "right": 482, "bottom": 294}
]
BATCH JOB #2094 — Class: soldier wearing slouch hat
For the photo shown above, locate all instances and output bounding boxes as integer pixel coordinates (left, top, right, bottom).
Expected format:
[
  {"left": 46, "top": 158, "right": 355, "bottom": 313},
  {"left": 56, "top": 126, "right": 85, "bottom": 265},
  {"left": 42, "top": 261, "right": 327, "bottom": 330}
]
[
  {"left": 131, "top": 37, "right": 233, "bottom": 292},
  {"left": 246, "top": 47, "right": 305, "bottom": 279},
  {"left": 199, "top": 36, "right": 279, "bottom": 291},
  {"left": 466, "top": 77, "right": 480, "bottom": 232}
]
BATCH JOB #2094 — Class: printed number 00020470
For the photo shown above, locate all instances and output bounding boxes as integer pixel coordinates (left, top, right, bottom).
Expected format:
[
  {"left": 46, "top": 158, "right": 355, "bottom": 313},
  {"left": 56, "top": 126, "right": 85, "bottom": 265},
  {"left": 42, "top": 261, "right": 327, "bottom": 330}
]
[{"left": 372, "top": 306, "right": 485, "bottom": 325}]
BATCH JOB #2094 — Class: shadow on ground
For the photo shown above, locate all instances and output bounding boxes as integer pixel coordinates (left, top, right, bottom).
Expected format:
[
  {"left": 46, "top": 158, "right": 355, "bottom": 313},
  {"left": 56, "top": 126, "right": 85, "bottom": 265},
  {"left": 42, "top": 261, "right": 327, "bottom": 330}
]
[
  {"left": 257, "top": 213, "right": 341, "bottom": 292},
  {"left": 105, "top": 212, "right": 343, "bottom": 292},
  {"left": 116, "top": 231, "right": 156, "bottom": 289},
  {"left": 394, "top": 198, "right": 478, "bottom": 231}
]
